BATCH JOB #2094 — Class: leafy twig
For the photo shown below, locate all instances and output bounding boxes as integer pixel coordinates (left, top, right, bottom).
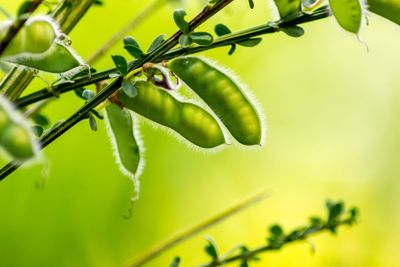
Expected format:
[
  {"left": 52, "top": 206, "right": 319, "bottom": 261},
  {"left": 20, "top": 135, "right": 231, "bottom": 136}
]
[
  {"left": 15, "top": 7, "right": 331, "bottom": 109},
  {"left": 194, "top": 200, "right": 359, "bottom": 267},
  {"left": 0, "top": 0, "right": 236, "bottom": 180}
]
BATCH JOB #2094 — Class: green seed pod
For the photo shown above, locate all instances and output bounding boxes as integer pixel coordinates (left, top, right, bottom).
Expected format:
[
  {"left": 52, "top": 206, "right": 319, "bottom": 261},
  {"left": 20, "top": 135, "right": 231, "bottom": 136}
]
[
  {"left": 0, "top": 124, "right": 36, "bottom": 160},
  {"left": 105, "top": 103, "right": 143, "bottom": 200},
  {"left": 0, "top": 96, "right": 39, "bottom": 160},
  {"left": 4, "top": 42, "right": 84, "bottom": 73},
  {"left": 0, "top": 16, "right": 58, "bottom": 57},
  {"left": 0, "top": 16, "right": 84, "bottom": 74},
  {"left": 119, "top": 81, "right": 226, "bottom": 149},
  {"left": 168, "top": 56, "right": 263, "bottom": 146},
  {"left": 0, "top": 105, "right": 11, "bottom": 131},
  {"left": 329, "top": 0, "right": 364, "bottom": 34},
  {"left": 271, "top": 0, "right": 302, "bottom": 19}
]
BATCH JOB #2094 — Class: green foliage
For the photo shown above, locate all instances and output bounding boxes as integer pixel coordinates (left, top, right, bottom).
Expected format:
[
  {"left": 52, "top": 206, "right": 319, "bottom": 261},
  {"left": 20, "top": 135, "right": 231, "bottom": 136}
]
[
  {"left": 170, "top": 256, "right": 181, "bottom": 267},
  {"left": 123, "top": 36, "right": 144, "bottom": 59},
  {"left": 171, "top": 200, "right": 359, "bottom": 267},
  {"left": 111, "top": 54, "right": 128, "bottom": 76},
  {"left": 147, "top": 34, "right": 166, "bottom": 53},
  {"left": 204, "top": 236, "right": 219, "bottom": 261},
  {"left": 281, "top": 25, "right": 305, "bottom": 37},
  {"left": 174, "top": 9, "right": 214, "bottom": 47}
]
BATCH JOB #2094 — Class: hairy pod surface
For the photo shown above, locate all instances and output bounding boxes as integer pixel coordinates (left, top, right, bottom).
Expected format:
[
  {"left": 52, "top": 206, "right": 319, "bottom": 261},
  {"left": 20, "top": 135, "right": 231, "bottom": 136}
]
[
  {"left": 5, "top": 42, "right": 84, "bottom": 73},
  {"left": 329, "top": 0, "right": 364, "bottom": 33},
  {"left": 168, "top": 56, "right": 263, "bottom": 146},
  {"left": 0, "top": 16, "right": 58, "bottom": 57},
  {"left": 0, "top": 97, "right": 38, "bottom": 160},
  {"left": 0, "top": 16, "right": 84, "bottom": 73},
  {"left": 119, "top": 81, "right": 226, "bottom": 148},
  {"left": 105, "top": 104, "right": 143, "bottom": 178}
]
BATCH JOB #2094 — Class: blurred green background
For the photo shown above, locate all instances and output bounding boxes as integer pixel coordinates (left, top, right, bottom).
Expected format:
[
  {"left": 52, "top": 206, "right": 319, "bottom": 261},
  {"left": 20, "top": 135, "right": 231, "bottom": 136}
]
[{"left": 1, "top": 1, "right": 400, "bottom": 266}]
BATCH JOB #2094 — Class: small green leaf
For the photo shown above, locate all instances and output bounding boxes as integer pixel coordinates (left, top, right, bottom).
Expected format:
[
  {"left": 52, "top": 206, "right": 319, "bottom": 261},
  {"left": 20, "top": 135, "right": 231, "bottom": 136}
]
[
  {"left": 32, "top": 125, "right": 44, "bottom": 137},
  {"left": 327, "top": 200, "right": 344, "bottom": 222},
  {"left": 214, "top": 23, "right": 231, "bottom": 36},
  {"left": 348, "top": 207, "right": 359, "bottom": 225},
  {"left": 189, "top": 32, "right": 213, "bottom": 46},
  {"left": 124, "top": 44, "right": 144, "bottom": 59},
  {"left": 178, "top": 34, "right": 192, "bottom": 47},
  {"left": 17, "top": 1, "right": 34, "bottom": 16},
  {"left": 89, "top": 114, "right": 98, "bottom": 132},
  {"left": 122, "top": 80, "right": 138, "bottom": 98},
  {"left": 248, "top": 0, "right": 254, "bottom": 9},
  {"left": 281, "top": 26, "right": 305, "bottom": 37},
  {"left": 173, "top": 9, "right": 189, "bottom": 34},
  {"left": 111, "top": 55, "right": 128, "bottom": 76},
  {"left": 169, "top": 256, "right": 181, "bottom": 267},
  {"left": 32, "top": 114, "right": 49, "bottom": 126},
  {"left": 228, "top": 44, "right": 236, "bottom": 55},
  {"left": 82, "top": 89, "right": 95, "bottom": 101},
  {"left": 270, "top": 224, "right": 284, "bottom": 237},
  {"left": 123, "top": 37, "right": 143, "bottom": 58},
  {"left": 147, "top": 34, "right": 166, "bottom": 53},
  {"left": 204, "top": 237, "right": 218, "bottom": 260},
  {"left": 309, "top": 216, "right": 324, "bottom": 227},
  {"left": 74, "top": 88, "right": 85, "bottom": 99},
  {"left": 123, "top": 36, "right": 141, "bottom": 49},
  {"left": 94, "top": 0, "right": 104, "bottom": 6},
  {"left": 237, "top": 38, "right": 262, "bottom": 47}
]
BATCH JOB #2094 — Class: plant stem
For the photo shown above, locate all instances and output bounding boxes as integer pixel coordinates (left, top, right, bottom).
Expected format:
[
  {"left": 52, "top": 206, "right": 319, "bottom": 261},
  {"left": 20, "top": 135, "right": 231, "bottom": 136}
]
[
  {"left": 196, "top": 218, "right": 354, "bottom": 267},
  {"left": 86, "top": 0, "right": 164, "bottom": 65},
  {"left": 15, "top": 7, "right": 331, "bottom": 108},
  {"left": 0, "top": 0, "right": 43, "bottom": 56},
  {"left": 127, "top": 191, "right": 269, "bottom": 267},
  {"left": 0, "top": 0, "right": 236, "bottom": 180}
]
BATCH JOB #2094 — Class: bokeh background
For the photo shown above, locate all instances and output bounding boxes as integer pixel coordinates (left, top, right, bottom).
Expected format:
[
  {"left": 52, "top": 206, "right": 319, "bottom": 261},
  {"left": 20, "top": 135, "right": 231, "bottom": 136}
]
[{"left": 1, "top": 0, "right": 399, "bottom": 266}]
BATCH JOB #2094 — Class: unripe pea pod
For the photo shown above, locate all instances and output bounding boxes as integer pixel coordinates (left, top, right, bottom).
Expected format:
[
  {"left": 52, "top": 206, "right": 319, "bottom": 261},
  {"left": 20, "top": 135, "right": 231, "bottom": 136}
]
[
  {"left": 328, "top": 0, "right": 364, "bottom": 34},
  {"left": 167, "top": 56, "right": 263, "bottom": 146},
  {"left": 0, "top": 16, "right": 85, "bottom": 74},
  {"left": 0, "top": 97, "right": 38, "bottom": 160},
  {"left": 105, "top": 103, "right": 143, "bottom": 201},
  {"left": 0, "top": 16, "right": 57, "bottom": 57},
  {"left": 0, "top": 124, "right": 36, "bottom": 160},
  {"left": 118, "top": 80, "right": 226, "bottom": 149}
]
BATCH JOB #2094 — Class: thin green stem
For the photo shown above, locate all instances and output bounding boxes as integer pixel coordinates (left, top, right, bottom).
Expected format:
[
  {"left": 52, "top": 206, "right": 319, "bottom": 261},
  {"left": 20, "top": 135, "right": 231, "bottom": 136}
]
[
  {"left": 127, "top": 191, "right": 269, "bottom": 267},
  {"left": 87, "top": 0, "right": 164, "bottom": 65},
  {"left": 15, "top": 7, "right": 331, "bottom": 108},
  {"left": 0, "top": 0, "right": 236, "bottom": 180},
  {"left": 196, "top": 217, "right": 355, "bottom": 267}
]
